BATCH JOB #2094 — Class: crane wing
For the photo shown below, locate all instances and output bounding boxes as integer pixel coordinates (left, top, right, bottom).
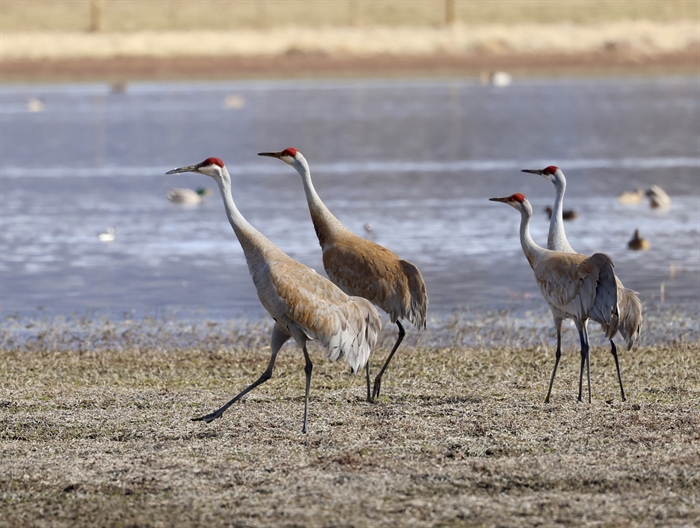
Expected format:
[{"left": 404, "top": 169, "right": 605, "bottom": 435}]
[
  {"left": 534, "top": 254, "right": 587, "bottom": 312},
  {"left": 263, "top": 257, "right": 380, "bottom": 374},
  {"left": 585, "top": 253, "right": 620, "bottom": 337},
  {"left": 323, "top": 238, "right": 426, "bottom": 327},
  {"left": 534, "top": 252, "right": 618, "bottom": 331}
]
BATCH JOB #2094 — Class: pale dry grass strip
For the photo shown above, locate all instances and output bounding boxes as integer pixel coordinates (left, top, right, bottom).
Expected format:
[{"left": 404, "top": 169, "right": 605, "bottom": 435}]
[
  {"left": 1, "top": 0, "right": 697, "bottom": 32},
  {"left": 2, "top": 21, "right": 699, "bottom": 60}
]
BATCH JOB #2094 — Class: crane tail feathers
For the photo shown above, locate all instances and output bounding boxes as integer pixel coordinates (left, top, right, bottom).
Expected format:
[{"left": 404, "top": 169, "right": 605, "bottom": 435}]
[
  {"left": 617, "top": 287, "right": 643, "bottom": 350},
  {"left": 320, "top": 297, "right": 381, "bottom": 374},
  {"left": 399, "top": 260, "right": 428, "bottom": 330}
]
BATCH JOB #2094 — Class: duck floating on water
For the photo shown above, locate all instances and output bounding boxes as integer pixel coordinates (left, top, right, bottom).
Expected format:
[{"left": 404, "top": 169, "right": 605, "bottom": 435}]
[
  {"left": 628, "top": 229, "right": 650, "bottom": 251},
  {"left": 167, "top": 187, "right": 212, "bottom": 204},
  {"left": 27, "top": 98, "right": 45, "bottom": 113},
  {"left": 645, "top": 185, "right": 671, "bottom": 209},
  {"left": 98, "top": 227, "right": 116, "bottom": 242},
  {"left": 544, "top": 205, "right": 577, "bottom": 221},
  {"left": 617, "top": 188, "right": 644, "bottom": 205}
]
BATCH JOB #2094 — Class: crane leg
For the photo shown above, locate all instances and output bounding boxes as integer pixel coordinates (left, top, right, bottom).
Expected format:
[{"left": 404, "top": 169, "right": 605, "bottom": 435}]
[
  {"left": 192, "top": 324, "right": 289, "bottom": 424},
  {"left": 301, "top": 344, "right": 313, "bottom": 434},
  {"left": 610, "top": 340, "right": 627, "bottom": 402},
  {"left": 544, "top": 324, "right": 563, "bottom": 403},
  {"left": 365, "top": 362, "right": 372, "bottom": 403},
  {"left": 577, "top": 326, "right": 591, "bottom": 403},
  {"left": 372, "top": 320, "right": 405, "bottom": 400}
]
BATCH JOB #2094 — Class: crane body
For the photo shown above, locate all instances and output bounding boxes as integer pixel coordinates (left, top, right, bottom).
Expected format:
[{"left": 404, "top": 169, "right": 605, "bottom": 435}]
[
  {"left": 490, "top": 193, "right": 619, "bottom": 403},
  {"left": 259, "top": 148, "right": 427, "bottom": 400},
  {"left": 524, "top": 166, "right": 642, "bottom": 401},
  {"left": 166, "top": 157, "right": 381, "bottom": 433}
]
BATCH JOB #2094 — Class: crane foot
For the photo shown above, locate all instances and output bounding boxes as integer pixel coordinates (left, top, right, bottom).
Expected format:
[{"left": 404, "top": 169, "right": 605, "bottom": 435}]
[{"left": 192, "top": 411, "right": 223, "bottom": 423}]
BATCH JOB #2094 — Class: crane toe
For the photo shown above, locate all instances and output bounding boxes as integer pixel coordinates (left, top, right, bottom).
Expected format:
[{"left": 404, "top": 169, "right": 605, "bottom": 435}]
[{"left": 192, "top": 411, "right": 223, "bottom": 423}]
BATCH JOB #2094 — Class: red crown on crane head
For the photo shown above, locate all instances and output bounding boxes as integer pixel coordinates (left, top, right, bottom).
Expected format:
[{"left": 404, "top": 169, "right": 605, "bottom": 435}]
[{"left": 201, "top": 157, "right": 224, "bottom": 168}]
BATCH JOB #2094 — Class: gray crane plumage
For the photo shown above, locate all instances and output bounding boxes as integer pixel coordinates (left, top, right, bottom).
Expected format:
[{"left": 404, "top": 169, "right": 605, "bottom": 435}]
[
  {"left": 523, "top": 165, "right": 642, "bottom": 402},
  {"left": 490, "top": 193, "right": 619, "bottom": 403}
]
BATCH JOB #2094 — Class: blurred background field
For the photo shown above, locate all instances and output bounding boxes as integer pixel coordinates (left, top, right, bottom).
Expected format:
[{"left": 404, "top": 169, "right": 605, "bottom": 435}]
[
  {"left": 2, "top": 0, "right": 697, "bottom": 32},
  {"left": 1, "top": 0, "right": 698, "bottom": 63}
]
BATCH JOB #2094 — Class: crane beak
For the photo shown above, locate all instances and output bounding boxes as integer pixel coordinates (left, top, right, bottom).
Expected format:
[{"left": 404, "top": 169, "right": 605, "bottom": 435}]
[
  {"left": 166, "top": 164, "right": 200, "bottom": 175},
  {"left": 489, "top": 196, "right": 510, "bottom": 204},
  {"left": 521, "top": 169, "right": 544, "bottom": 175},
  {"left": 257, "top": 151, "right": 284, "bottom": 159}
]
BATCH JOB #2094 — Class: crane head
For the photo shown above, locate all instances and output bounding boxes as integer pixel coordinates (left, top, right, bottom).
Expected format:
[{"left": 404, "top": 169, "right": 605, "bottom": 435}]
[
  {"left": 166, "top": 157, "right": 225, "bottom": 178},
  {"left": 489, "top": 193, "right": 528, "bottom": 211},
  {"left": 522, "top": 165, "right": 564, "bottom": 186},
  {"left": 258, "top": 148, "right": 299, "bottom": 166}
]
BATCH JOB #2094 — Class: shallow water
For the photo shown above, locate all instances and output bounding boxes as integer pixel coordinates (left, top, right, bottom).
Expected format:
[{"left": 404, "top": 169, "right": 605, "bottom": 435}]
[{"left": 1, "top": 77, "right": 698, "bottom": 327}]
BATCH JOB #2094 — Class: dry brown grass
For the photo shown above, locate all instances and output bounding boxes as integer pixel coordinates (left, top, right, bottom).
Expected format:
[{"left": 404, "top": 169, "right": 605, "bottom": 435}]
[
  {"left": 1, "top": 335, "right": 698, "bottom": 526},
  {"left": 1, "top": 1, "right": 698, "bottom": 62}
]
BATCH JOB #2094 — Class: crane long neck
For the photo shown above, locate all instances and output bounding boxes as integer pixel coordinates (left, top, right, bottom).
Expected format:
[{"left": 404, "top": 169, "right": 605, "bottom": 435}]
[
  {"left": 548, "top": 178, "right": 575, "bottom": 253},
  {"left": 293, "top": 155, "right": 349, "bottom": 247},
  {"left": 519, "top": 203, "right": 548, "bottom": 269},
  {"left": 216, "top": 167, "right": 277, "bottom": 263}
]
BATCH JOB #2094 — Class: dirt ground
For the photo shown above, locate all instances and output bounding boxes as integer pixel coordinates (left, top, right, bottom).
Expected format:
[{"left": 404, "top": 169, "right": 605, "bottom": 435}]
[{"left": 1, "top": 340, "right": 698, "bottom": 527}]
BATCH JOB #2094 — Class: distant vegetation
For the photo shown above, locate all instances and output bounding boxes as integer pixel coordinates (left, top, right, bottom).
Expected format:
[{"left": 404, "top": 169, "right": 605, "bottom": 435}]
[{"left": 1, "top": 0, "right": 697, "bottom": 32}]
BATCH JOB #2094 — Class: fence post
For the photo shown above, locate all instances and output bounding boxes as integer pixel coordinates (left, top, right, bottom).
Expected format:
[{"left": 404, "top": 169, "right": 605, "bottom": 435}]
[
  {"left": 348, "top": 0, "right": 359, "bottom": 26},
  {"left": 257, "top": 0, "right": 267, "bottom": 28},
  {"left": 90, "top": 0, "right": 104, "bottom": 32},
  {"left": 445, "top": 0, "right": 456, "bottom": 25}
]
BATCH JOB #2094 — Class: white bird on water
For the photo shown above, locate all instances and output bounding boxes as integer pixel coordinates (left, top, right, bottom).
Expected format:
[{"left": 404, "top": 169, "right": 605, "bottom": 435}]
[
  {"left": 523, "top": 165, "right": 642, "bottom": 402},
  {"left": 490, "top": 193, "right": 620, "bottom": 404},
  {"left": 258, "top": 148, "right": 428, "bottom": 401},
  {"left": 27, "top": 98, "right": 45, "bottom": 112},
  {"left": 167, "top": 187, "right": 212, "bottom": 204},
  {"left": 98, "top": 227, "right": 116, "bottom": 242},
  {"left": 166, "top": 157, "right": 381, "bottom": 433}
]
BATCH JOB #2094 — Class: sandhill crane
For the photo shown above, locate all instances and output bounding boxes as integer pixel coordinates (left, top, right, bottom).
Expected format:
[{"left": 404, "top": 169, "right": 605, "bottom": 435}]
[
  {"left": 167, "top": 187, "right": 212, "bottom": 204},
  {"left": 490, "top": 193, "right": 620, "bottom": 403},
  {"left": 166, "top": 157, "right": 381, "bottom": 433},
  {"left": 258, "top": 148, "right": 428, "bottom": 401},
  {"left": 523, "top": 165, "right": 642, "bottom": 401},
  {"left": 628, "top": 229, "right": 650, "bottom": 250}
]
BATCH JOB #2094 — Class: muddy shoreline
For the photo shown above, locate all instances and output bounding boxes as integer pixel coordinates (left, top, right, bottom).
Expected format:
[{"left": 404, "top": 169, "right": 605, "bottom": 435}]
[{"left": 3, "top": 49, "right": 698, "bottom": 84}]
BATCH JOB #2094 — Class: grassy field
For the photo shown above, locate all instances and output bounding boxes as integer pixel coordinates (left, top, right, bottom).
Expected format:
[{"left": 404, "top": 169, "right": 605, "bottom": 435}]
[
  {"left": 1, "top": 0, "right": 697, "bottom": 32},
  {"left": 1, "top": 334, "right": 698, "bottom": 526}
]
